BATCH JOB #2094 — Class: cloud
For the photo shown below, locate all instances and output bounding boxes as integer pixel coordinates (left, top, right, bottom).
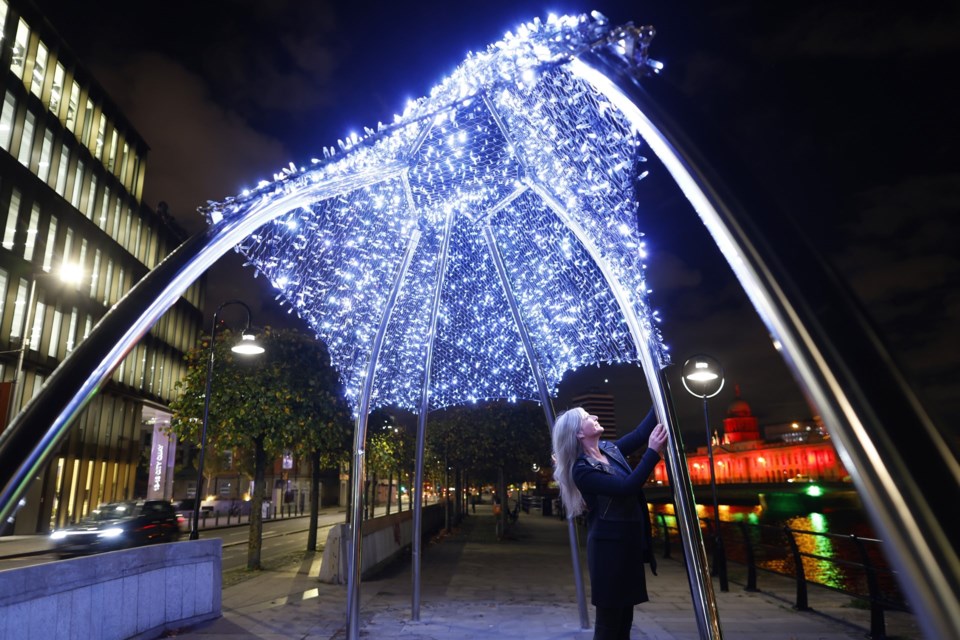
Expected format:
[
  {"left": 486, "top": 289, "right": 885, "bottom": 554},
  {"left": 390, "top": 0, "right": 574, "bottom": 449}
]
[{"left": 87, "top": 53, "right": 292, "bottom": 228}]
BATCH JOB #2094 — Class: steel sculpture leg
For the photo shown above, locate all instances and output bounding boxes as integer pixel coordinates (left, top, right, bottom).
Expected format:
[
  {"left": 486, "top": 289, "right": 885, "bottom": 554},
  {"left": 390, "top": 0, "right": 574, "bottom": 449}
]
[
  {"left": 484, "top": 226, "right": 590, "bottom": 629},
  {"left": 346, "top": 230, "right": 421, "bottom": 640},
  {"left": 412, "top": 210, "right": 455, "bottom": 620},
  {"left": 572, "top": 49, "right": 960, "bottom": 639},
  {"left": 528, "top": 181, "right": 722, "bottom": 639}
]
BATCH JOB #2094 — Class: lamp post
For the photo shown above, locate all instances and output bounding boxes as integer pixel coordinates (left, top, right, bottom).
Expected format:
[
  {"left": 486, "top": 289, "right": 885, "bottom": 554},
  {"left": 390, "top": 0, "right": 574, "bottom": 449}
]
[
  {"left": 6, "top": 264, "right": 85, "bottom": 426},
  {"left": 189, "top": 300, "right": 264, "bottom": 541},
  {"left": 682, "top": 354, "right": 728, "bottom": 592}
]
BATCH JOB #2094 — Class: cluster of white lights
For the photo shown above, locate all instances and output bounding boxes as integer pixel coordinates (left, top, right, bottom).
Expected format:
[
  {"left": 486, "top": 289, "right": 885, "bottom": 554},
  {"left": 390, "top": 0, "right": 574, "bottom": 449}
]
[{"left": 204, "top": 12, "right": 668, "bottom": 415}]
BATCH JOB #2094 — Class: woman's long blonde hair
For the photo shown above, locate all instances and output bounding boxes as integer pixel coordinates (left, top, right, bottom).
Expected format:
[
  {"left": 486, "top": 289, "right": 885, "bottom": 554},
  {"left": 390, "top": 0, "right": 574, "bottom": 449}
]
[{"left": 552, "top": 407, "right": 587, "bottom": 518}]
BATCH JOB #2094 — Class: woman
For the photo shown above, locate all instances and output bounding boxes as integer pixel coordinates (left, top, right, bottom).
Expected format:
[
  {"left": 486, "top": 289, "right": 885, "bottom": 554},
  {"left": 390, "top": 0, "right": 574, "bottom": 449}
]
[{"left": 552, "top": 407, "right": 668, "bottom": 640}]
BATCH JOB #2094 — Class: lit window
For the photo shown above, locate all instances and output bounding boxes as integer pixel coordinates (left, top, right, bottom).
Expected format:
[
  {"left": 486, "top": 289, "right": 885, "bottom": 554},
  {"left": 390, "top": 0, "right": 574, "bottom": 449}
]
[
  {"left": 31, "top": 41, "right": 48, "bottom": 98},
  {"left": 86, "top": 173, "right": 98, "bottom": 218},
  {"left": 70, "top": 160, "right": 85, "bottom": 208},
  {"left": 48, "top": 305, "right": 63, "bottom": 358},
  {"left": 49, "top": 63, "right": 65, "bottom": 116},
  {"left": 38, "top": 128, "right": 53, "bottom": 181},
  {"left": 10, "top": 19, "right": 29, "bottom": 80},
  {"left": 29, "top": 301, "right": 44, "bottom": 350},
  {"left": 54, "top": 146, "right": 69, "bottom": 195},
  {"left": 62, "top": 230, "right": 74, "bottom": 276},
  {"left": 0, "top": 269, "right": 7, "bottom": 321},
  {"left": 81, "top": 99, "right": 94, "bottom": 146},
  {"left": 119, "top": 142, "right": 129, "bottom": 184},
  {"left": 94, "top": 114, "right": 105, "bottom": 160},
  {"left": 65, "top": 81, "right": 79, "bottom": 132},
  {"left": 42, "top": 215, "right": 57, "bottom": 272},
  {"left": 132, "top": 216, "right": 142, "bottom": 257},
  {"left": 89, "top": 249, "right": 100, "bottom": 298},
  {"left": 16, "top": 111, "right": 35, "bottom": 167},
  {"left": 10, "top": 278, "right": 28, "bottom": 340},
  {"left": 0, "top": 2, "right": 8, "bottom": 43},
  {"left": 102, "top": 258, "right": 112, "bottom": 305},
  {"left": 111, "top": 198, "right": 121, "bottom": 238},
  {"left": 99, "top": 186, "right": 111, "bottom": 230},
  {"left": 107, "top": 129, "right": 118, "bottom": 172},
  {"left": 24, "top": 204, "right": 39, "bottom": 261},
  {"left": 117, "top": 266, "right": 125, "bottom": 301},
  {"left": 77, "top": 239, "right": 88, "bottom": 290},
  {"left": 122, "top": 206, "right": 132, "bottom": 248},
  {"left": 0, "top": 90, "right": 16, "bottom": 151},
  {"left": 2, "top": 188, "right": 20, "bottom": 250}
]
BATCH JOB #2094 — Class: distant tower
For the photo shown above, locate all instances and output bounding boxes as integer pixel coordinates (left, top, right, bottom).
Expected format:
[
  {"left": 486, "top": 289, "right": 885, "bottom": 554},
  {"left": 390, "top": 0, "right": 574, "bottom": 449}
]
[
  {"left": 722, "top": 385, "right": 760, "bottom": 444},
  {"left": 572, "top": 388, "right": 618, "bottom": 439}
]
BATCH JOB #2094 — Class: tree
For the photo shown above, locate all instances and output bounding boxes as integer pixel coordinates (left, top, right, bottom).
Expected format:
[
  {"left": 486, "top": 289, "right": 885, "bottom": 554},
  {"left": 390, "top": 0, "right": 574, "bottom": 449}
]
[
  {"left": 426, "top": 401, "right": 551, "bottom": 533},
  {"left": 170, "top": 327, "right": 349, "bottom": 569},
  {"left": 365, "top": 409, "right": 416, "bottom": 515}
]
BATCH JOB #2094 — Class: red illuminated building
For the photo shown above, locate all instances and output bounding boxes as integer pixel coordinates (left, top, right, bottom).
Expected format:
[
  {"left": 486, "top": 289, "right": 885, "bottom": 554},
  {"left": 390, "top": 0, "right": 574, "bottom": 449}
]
[{"left": 651, "top": 387, "right": 849, "bottom": 486}]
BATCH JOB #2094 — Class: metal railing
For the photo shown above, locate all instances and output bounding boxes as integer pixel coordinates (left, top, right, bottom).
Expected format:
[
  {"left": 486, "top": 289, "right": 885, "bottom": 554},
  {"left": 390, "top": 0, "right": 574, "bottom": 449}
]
[
  {"left": 194, "top": 501, "right": 307, "bottom": 529},
  {"left": 653, "top": 514, "right": 911, "bottom": 640}
]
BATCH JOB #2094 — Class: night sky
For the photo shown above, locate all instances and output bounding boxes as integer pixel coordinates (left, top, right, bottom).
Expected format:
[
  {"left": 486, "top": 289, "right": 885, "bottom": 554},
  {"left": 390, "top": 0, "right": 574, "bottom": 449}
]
[{"left": 31, "top": 1, "right": 959, "bottom": 446}]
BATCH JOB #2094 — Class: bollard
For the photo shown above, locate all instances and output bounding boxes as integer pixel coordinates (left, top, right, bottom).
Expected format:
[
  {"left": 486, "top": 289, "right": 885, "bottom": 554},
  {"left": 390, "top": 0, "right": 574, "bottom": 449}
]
[
  {"left": 784, "top": 526, "right": 810, "bottom": 610},
  {"left": 738, "top": 521, "right": 758, "bottom": 591},
  {"left": 852, "top": 534, "right": 887, "bottom": 640}
]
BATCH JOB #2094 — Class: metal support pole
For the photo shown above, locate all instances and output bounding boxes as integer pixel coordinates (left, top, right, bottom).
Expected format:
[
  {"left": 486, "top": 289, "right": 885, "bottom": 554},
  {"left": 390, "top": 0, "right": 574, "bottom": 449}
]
[
  {"left": 484, "top": 225, "right": 590, "bottom": 629},
  {"left": 412, "top": 210, "right": 454, "bottom": 620},
  {"left": 528, "top": 181, "right": 722, "bottom": 638},
  {"left": 190, "top": 300, "right": 255, "bottom": 541},
  {"left": 703, "top": 395, "right": 728, "bottom": 591},
  {"left": 574, "top": 47, "right": 960, "bottom": 638},
  {"left": 346, "top": 230, "right": 420, "bottom": 640}
]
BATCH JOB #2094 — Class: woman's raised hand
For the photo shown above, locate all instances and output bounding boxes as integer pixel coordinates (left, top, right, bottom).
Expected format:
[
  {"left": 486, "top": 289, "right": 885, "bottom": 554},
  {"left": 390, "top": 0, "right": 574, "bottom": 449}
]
[{"left": 648, "top": 423, "right": 668, "bottom": 455}]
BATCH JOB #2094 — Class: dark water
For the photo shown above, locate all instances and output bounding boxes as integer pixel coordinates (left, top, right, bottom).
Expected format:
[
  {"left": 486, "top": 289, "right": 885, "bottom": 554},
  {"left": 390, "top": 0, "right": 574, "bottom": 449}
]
[{"left": 649, "top": 502, "right": 903, "bottom": 599}]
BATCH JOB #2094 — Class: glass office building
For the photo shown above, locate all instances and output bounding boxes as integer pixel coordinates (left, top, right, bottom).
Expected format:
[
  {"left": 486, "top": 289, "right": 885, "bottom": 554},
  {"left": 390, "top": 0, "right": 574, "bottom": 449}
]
[{"left": 0, "top": 0, "right": 204, "bottom": 533}]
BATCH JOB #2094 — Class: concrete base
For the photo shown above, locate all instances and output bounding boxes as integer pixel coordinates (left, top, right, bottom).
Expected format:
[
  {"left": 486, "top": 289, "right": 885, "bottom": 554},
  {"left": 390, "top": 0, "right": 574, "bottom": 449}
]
[
  {"left": 0, "top": 539, "right": 221, "bottom": 640},
  {"left": 319, "top": 504, "right": 444, "bottom": 584}
]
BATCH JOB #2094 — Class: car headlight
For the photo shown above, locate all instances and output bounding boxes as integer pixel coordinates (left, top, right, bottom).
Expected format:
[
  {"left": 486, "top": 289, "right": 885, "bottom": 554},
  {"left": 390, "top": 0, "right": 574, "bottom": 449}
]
[
  {"left": 98, "top": 527, "right": 124, "bottom": 539},
  {"left": 50, "top": 530, "right": 67, "bottom": 540}
]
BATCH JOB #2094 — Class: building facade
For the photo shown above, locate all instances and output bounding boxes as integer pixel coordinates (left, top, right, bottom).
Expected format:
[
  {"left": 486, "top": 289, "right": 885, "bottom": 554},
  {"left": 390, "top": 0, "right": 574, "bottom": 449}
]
[
  {"left": 651, "top": 392, "right": 848, "bottom": 485},
  {"left": 0, "top": 0, "right": 204, "bottom": 533},
  {"left": 571, "top": 388, "right": 618, "bottom": 439}
]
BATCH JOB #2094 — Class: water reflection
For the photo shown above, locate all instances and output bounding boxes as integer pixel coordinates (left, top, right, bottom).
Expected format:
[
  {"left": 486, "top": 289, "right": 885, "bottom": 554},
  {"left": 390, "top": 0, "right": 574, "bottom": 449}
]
[{"left": 649, "top": 502, "right": 893, "bottom": 593}]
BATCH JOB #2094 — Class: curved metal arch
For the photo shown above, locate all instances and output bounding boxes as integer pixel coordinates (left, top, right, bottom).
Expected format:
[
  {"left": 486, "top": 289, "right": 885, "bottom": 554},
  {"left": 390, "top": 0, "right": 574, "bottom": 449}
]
[
  {"left": 571, "top": 48, "right": 960, "bottom": 640},
  {"left": 0, "top": 189, "right": 303, "bottom": 525},
  {"left": 525, "top": 179, "right": 721, "bottom": 639}
]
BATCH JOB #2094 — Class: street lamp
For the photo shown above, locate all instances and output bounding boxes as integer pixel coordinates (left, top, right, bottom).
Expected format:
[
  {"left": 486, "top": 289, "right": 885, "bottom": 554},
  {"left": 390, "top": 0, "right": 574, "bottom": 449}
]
[
  {"left": 681, "top": 354, "right": 728, "bottom": 592},
  {"left": 189, "top": 300, "right": 264, "bottom": 540},
  {"left": 6, "top": 263, "right": 85, "bottom": 426}
]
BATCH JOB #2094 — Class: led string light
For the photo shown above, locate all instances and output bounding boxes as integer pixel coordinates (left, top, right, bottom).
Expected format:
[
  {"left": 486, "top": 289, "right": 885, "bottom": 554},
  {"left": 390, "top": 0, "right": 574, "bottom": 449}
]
[{"left": 205, "top": 13, "right": 667, "bottom": 415}]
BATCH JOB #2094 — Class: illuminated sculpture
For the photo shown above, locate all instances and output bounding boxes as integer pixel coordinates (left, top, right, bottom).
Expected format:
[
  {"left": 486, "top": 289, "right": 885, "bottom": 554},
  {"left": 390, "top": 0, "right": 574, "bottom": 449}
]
[
  {"left": 207, "top": 14, "right": 668, "bottom": 413},
  {"left": 201, "top": 14, "right": 696, "bottom": 637},
  {"left": 2, "top": 11, "right": 955, "bottom": 640}
]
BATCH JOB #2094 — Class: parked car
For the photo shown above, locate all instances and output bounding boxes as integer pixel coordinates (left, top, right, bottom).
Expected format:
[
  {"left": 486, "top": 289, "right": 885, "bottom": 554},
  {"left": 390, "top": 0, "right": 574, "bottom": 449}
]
[
  {"left": 172, "top": 498, "right": 200, "bottom": 533},
  {"left": 50, "top": 500, "right": 180, "bottom": 557}
]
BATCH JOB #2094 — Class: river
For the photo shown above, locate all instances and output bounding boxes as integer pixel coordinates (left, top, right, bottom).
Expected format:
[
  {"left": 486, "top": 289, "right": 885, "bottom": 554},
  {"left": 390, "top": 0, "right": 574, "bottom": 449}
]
[{"left": 649, "top": 499, "right": 903, "bottom": 599}]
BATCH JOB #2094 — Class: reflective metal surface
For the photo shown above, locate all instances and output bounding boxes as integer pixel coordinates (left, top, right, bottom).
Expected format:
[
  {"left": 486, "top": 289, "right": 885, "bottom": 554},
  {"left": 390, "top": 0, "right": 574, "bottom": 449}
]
[{"left": 575, "top": 47, "right": 960, "bottom": 640}]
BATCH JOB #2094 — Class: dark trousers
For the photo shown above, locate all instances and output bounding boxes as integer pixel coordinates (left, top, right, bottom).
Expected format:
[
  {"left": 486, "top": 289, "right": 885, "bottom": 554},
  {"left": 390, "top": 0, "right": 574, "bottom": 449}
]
[{"left": 594, "top": 605, "right": 634, "bottom": 640}]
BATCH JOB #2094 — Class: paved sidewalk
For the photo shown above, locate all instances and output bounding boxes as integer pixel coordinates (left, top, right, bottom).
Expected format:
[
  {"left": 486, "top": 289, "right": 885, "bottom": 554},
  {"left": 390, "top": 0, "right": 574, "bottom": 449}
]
[{"left": 168, "top": 505, "right": 920, "bottom": 639}]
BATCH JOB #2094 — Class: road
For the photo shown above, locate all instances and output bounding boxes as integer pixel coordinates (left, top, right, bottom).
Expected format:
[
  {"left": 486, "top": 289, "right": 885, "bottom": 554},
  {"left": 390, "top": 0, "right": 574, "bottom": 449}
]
[{"left": 0, "top": 508, "right": 359, "bottom": 573}]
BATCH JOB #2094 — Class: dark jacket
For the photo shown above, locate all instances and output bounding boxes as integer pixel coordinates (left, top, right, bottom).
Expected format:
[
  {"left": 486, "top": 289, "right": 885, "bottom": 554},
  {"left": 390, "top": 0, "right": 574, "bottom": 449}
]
[{"left": 572, "top": 409, "right": 661, "bottom": 607}]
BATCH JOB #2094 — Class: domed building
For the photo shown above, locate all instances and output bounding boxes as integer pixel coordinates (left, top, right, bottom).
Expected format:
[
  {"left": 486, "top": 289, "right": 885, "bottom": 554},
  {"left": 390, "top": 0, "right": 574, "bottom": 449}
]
[{"left": 722, "top": 385, "right": 760, "bottom": 444}]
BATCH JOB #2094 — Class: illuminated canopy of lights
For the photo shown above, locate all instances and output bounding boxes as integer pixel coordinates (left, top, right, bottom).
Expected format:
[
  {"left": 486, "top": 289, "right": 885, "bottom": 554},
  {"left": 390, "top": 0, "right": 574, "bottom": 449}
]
[{"left": 202, "top": 12, "right": 669, "bottom": 414}]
